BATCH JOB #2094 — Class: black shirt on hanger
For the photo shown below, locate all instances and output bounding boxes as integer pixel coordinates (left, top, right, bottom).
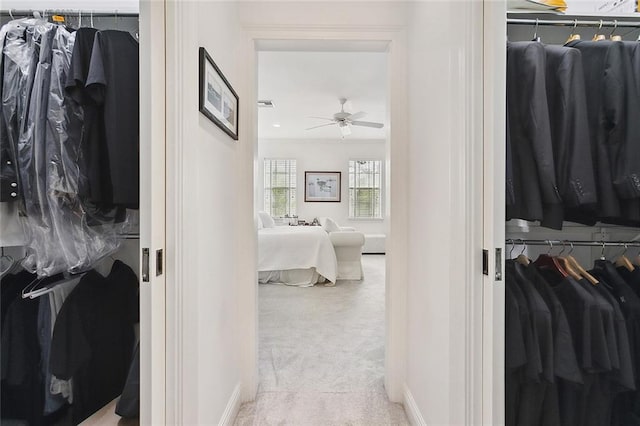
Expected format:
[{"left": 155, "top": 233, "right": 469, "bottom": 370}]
[
  {"left": 506, "top": 282, "right": 528, "bottom": 426},
  {"left": 85, "top": 30, "right": 139, "bottom": 209},
  {"left": 65, "top": 27, "right": 112, "bottom": 208},
  {"left": 508, "top": 260, "right": 556, "bottom": 426}
]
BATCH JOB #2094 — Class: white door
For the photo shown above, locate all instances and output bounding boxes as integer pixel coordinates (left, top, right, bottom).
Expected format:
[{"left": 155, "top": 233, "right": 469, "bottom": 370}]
[
  {"left": 482, "top": 0, "right": 507, "bottom": 424},
  {"left": 139, "top": 0, "right": 167, "bottom": 423}
]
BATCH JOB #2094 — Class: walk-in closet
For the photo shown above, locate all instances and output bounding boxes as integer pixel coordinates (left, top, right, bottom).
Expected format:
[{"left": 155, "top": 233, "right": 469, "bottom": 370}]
[
  {"left": 504, "top": 10, "right": 640, "bottom": 426},
  {"left": 0, "top": 3, "right": 164, "bottom": 423}
]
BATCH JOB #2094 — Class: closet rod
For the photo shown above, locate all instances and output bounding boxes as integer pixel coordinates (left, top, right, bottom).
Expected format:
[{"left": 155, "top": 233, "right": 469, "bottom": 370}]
[
  {"left": 507, "top": 239, "right": 640, "bottom": 247},
  {"left": 0, "top": 9, "right": 139, "bottom": 18},
  {"left": 507, "top": 18, "right": 640, "bottom": 28}
]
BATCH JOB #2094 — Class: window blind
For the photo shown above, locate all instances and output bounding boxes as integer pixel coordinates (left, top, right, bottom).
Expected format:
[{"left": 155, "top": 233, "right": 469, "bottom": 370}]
[
  {"left": 349, "top": 160, "right": 382, "bottom": 219},
  {"left": 264, "top": 159, "right": 297, "bottom": 217}
]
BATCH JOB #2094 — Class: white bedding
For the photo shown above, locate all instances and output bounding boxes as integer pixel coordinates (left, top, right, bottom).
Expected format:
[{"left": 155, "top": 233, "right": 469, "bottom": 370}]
[{"left": 258, "top": 226, "right": 338, "bottom": 286}]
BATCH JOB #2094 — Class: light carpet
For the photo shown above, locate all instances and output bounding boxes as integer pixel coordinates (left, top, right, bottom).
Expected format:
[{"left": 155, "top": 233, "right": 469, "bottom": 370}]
[{"left": 234, "top": 254, "right": 409, "bottom": 426}]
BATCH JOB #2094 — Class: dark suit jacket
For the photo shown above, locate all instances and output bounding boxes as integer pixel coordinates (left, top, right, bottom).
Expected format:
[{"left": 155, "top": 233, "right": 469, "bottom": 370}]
[
  {"left": 542, "top": 45, "right": 597, "bottom": 229},
  {"left": 567, "top": 41, "right": 640, "bottom": 223},
  {"left": 507, "top": 42, "right": 562, "bottom": 222}
]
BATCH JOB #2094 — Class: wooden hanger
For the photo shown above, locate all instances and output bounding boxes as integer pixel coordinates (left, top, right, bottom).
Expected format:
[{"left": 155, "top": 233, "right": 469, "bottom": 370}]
[
  {"left": 516, "top": 239, "right": 530, "bottom": 265},
  {"left": 562, "top": 241, "right": 599, "bottom": 285},
  {"left": 533, "top": 241, "right": 569, "bottom": 278},
  {"left": 593, "top": 20, "right": 606, "bottom": 41},
  {"left": 615, "top": 243, "right": 635, "bottom": 272},
  {"left": 566, "top": 19, "right": 581, "bottom": 43},
  {"left": 610, "top": 20, "right": 622, "bottom": 41},
  {"left": 555, "top": 241, "right": 582, "bottom": 280}
]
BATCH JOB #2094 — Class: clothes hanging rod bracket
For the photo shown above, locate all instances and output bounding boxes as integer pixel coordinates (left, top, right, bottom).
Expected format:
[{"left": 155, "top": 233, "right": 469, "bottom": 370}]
[
  {"left": 507, "top": 18, "right": 640, "bottom": 28},
  {"left": 506, "top": 239, "right": 640, "bottom": 248}
]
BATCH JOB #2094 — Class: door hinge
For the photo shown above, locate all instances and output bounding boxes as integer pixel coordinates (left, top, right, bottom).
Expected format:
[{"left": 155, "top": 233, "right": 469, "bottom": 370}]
[{"left": 142, "top": 248, "right": 150, "bottom": 282}]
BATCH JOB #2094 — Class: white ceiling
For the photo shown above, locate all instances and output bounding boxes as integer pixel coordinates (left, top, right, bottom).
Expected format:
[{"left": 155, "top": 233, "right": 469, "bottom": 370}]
[{"left": 258, "top": 51, "right": 388, "bottom": 140}]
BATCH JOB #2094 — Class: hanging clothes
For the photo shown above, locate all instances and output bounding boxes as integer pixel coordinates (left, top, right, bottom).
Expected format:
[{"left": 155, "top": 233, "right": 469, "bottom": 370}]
[
  {"left": 506, "top": 39, "right": 640, "bottom": 229},
  {"left": 506, "top": 41, "right": 561, "bottom": 224},
  {"left": 49, "top": 260, "right": 139, "bottom": 424},
  {"left": 0, "top": 18, "right": 138, "bottom": 278},
  {"left": 505, "top": 256, "right": 640, "bottom": 426}
]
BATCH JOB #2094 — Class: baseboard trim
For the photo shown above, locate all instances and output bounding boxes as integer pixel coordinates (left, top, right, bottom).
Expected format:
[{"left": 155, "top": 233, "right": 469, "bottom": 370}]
[
  {"left": 403, "top": 385, "right": 427, "bottom": 426},
  {"left": 219, "top": 382, "right": 242, "bottom": 426}
]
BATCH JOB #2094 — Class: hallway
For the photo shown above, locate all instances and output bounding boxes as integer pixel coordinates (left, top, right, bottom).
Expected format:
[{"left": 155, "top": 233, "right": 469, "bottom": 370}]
[{"left": 234, "top": 255, "right": 408, "bottom": 425}]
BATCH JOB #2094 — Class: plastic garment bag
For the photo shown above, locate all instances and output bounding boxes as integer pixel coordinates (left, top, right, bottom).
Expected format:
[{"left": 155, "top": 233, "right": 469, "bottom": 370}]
[{"left": 2, "top": 20, "right": 131, "bottom": 277}]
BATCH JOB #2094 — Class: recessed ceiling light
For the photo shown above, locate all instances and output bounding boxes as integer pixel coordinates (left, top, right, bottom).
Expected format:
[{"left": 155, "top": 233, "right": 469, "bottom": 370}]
[{"left": 272, "top": 123, "right": 281, "bottom": 128}]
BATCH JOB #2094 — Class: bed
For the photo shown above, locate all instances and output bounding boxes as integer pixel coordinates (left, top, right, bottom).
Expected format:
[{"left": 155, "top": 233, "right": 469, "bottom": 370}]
[{"left": 258, "top": 226, "right": 338, "bottom": 286}]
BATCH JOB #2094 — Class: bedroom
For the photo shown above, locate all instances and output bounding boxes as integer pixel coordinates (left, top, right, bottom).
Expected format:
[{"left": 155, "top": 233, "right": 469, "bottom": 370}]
[{"left": 238, "top": 45, "right": 405, "bottom": 423}]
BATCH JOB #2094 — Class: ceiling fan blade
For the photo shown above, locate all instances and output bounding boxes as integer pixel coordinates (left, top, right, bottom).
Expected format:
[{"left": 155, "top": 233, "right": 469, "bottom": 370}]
[
  {"left": 351, "top": 120, "right": 384, "bottom": 129},
  {"left": 308, "top": 116, "right": 335, "bottom": 121},
  {"left": 306, "top": 122, "right": 337, "bottom": 130},
  {"left": 348, "top": 111, "right": 367, "bottom": 121}
]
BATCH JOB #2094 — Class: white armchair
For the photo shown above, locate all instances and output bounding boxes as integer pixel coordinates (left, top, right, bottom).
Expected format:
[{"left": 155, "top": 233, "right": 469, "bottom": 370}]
[{"left": 319, "top": 217, "right": 365, "bottom": 280}]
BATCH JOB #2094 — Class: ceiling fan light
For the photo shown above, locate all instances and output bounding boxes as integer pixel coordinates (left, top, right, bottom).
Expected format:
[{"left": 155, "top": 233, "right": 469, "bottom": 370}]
[{"left": 339, "top": 122, "right": 351, "bottom": 137}]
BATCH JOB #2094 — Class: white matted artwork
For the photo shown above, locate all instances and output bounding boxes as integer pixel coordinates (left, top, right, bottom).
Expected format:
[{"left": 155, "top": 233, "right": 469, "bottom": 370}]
[
  {"left": 305, "top": 171, "right": 341, "bottom": 202},
  {"left": 199, "top": 47, "right": 239, "bottom": 140}
]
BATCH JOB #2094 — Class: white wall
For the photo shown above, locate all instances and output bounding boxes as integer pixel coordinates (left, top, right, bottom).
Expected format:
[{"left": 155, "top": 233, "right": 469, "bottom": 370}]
[
  {"left": 166, "top": 1, "right": 242, "bottom": 423},
  {"left": 258, "top": 138, "right": 387, "bottom": 234},
  {"left": 405, "top": 1, "right": 484, "bottom": 425},
  {"left": 167, "top": 1, "right": 484, "bottom": 424}
]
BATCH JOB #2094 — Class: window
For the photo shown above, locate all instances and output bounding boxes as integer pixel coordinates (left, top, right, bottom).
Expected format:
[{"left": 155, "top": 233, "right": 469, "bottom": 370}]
[
  {"left": 264, "top": 159, "right": 296, "bottom": 217},
  {"left": 349, "top": 160, "right": 382, "bottom": 219}
]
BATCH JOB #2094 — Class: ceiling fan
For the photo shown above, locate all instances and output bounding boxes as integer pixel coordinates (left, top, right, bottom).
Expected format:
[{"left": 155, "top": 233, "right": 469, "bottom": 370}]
[{"left": 306, "top": 98, "right": 384, "bottom": 138}]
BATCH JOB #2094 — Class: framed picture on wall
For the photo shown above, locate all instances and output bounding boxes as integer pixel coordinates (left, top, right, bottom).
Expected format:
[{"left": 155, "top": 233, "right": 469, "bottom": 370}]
[
  {"left": 199, "top": 47, "right": 239, "bottom": 140},
  {"left": 305, "top": 171, "right": 341, "bottom": 202}
]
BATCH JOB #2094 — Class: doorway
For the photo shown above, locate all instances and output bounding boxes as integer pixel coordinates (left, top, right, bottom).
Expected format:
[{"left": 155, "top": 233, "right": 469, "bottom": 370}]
[
  {"left": 241, "top": 45, "right": 401, "bottom": 423},
  {"left": 232, "top": 29, "right": 411, "bottom": 421}
]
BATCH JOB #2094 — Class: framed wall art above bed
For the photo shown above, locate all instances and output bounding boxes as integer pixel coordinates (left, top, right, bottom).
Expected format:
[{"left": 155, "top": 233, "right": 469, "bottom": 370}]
[{"left": 305, "top": 171, "right": 341, "bottom": 202}]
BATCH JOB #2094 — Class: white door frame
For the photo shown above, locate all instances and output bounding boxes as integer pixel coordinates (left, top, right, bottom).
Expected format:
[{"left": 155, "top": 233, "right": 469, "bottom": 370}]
[
  {"left": 482, "top": 0, "right": 507, "bottom": 424},
  {"left": 235, "top": 24, "right": 410, "bottom": 403},
  {"left": 139, "top": 0, "right": 167, "bottom": 423}
]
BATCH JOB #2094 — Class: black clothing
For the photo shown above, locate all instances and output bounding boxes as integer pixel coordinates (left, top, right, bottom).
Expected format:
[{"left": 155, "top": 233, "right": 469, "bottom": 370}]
[
  {"left": 1, "top": 296, "right": 45, "bottom": 425},
  {"left": 65, "top": 27, "right": 107, "bottom": 205},
  {"left": 50, "top": 260, "right": 138, "bottom": 424},
  {"left": 506, "top": 42, "right": 562, "bottom": 223},
  {"left": 594, "top": 263, "right": 640, "bottom": 425},
  {"left": 566, "top": 41, "right": 640, "bottom": 223},
  {"left": 542, "top": 45, "right": 597, "bottom": 229},
  {"left": 116, "top": 342, "right": 140, "bottom": 418},
  {"left": 538, "top": 269, "right": 607, "bottom": 426},
  {"left": 0, "top": 23, "right": 20, "bottom": 202},
  {"left": 506, "top": 283, "right": 527, "bottom": 426},
  {"left": 85, "top": 30, "right": 139, "bottom": 208},
  {"left": 507, "top": 261, "right": 556, "bottom": 426}
]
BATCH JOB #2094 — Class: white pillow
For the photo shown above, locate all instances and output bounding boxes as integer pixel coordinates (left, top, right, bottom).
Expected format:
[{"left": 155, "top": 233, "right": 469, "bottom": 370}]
[
  {"left": 258, "top": 211, "right": 275, "bottom": 228},
  {"left": 322, "top": 217, "right": 340, "bottom": 233},
  {"left": 257, "top": 215, "right": 264, "bottom": 230}
]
